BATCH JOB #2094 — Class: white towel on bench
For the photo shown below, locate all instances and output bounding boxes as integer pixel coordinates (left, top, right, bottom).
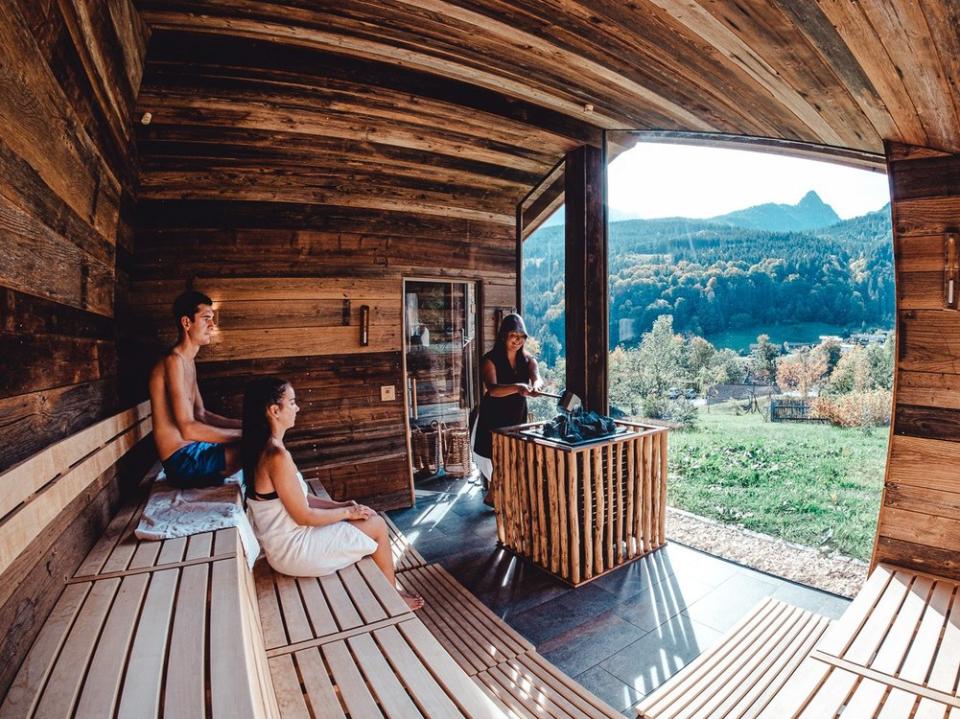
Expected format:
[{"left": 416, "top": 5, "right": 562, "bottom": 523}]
[{"left": 135, "top": 470, "right": 260, "bottom": 569}]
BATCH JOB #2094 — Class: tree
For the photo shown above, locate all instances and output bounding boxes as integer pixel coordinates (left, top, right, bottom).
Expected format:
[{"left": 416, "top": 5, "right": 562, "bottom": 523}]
[
  {"left": 777, "top": 348, "right": 828, "bottom": 398},
  {"left": 750, "top": 334, "right": 779, "bottom": 385},
  {"left": 637, "top": 315, "right": 684, "bottom": 395}
]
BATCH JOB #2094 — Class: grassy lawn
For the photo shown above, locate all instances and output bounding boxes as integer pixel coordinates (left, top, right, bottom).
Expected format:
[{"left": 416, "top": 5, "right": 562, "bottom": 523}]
[{"left": 667, "top": 403, "right": 887, "bottom": 561}]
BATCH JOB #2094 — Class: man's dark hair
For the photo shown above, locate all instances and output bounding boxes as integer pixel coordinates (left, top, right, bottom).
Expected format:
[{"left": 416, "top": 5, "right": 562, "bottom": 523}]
[{"left": 172, "top": 290, "right": 213, "bottom": 331}]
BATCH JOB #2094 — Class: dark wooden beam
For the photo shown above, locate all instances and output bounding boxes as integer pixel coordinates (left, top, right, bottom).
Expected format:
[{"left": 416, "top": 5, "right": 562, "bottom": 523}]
[{"left": 564, "top": 145, "right": 607, "bottom": 414}]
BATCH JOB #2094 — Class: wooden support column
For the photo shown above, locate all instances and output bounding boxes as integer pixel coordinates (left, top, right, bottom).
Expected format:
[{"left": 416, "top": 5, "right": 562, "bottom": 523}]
[{"left": 564, "top": 145, "right": 607, "bottom": 413}]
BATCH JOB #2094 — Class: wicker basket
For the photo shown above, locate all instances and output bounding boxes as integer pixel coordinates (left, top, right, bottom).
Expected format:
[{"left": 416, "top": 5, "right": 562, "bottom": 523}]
[
  {"left": 443, "top": 425, "right": 474, "bottom": 477},
  {"left": 411, "top": 426, "right": 441, "bottom": 473}
]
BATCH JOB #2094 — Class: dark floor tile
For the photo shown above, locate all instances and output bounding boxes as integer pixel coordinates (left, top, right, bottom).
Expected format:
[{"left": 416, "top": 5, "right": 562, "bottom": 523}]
[
  {"left": 680, "top": 572, "right": 779, "bottom": 633},
  {"left": 771, "top": 581, "right": 844, "bottom": 616},
  {"left": 509, "top": 584, "right": 618, "bottom": 645},
  {"left": 660, "top": 543, "right": 740, "bottom": 587},
  {"left": 592, "top": 550, "right": 675, "bottom": 602},
  {"left": 600, "top": 614, "right": 723, "bottom": 695},
  {"left": 611, "top": 572, "right": 716, "bottom": 633},
  {"left": 574, "top": 665, "right": 645, "bottom": 713},
  {"left": 539, "top": 612, "right": 648, "bottom": 678}
]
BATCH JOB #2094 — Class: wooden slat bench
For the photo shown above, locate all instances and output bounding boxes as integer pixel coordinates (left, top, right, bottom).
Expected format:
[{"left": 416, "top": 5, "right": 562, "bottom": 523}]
[
  {"left": 759, "top": 564, "right": 960, "bottom": 719},
  {"left": 398, "top": 562, "right": 534, "bottom": 675},
  {"left": 0, "top": 526, "right": 277, "bottom": 719},
  {"left": 476, "top": 651, "right": 625, "bottom": 719},
  {"left": 255, "top": 555, "right": 510, "bottom": 718},
  {"left": 636, "top": 598, "right": 832, "bottom": 719}
]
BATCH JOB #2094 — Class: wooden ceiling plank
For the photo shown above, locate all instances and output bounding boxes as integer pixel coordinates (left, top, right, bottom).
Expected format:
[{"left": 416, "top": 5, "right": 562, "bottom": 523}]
[
  {"left": 644, "top": 0, "right": 847, "bottom": 146},
  {"left": 137, "top": 6, "right": 628, "bottom": 129},
  {"left": 815, "top": 0, "right": 929, "bottom": 148},
  {"left": 857, "top": 0, "right": 960, "bottom": 151},
  {"left": 771, "top": 0, "right": 899, "bottom": 144},
  {"left": 683, "top": 0, "right": 880, "bottom": 149}
]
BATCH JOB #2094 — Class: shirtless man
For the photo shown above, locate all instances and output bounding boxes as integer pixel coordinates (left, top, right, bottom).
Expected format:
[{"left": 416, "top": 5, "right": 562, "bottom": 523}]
[{"left": 149, "top": 290, "right": 242, "bottom": 487}]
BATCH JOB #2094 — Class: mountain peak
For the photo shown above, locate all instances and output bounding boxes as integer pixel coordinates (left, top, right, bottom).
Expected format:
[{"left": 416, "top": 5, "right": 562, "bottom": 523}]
[{"left": 708, "top": 191, "right": 839, "bottom": 233}]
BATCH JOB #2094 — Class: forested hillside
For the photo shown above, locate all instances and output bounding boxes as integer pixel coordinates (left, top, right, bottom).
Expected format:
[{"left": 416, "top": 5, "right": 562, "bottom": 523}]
[{"left": 523, "top": 200, "right": 894, "bottom": 364}]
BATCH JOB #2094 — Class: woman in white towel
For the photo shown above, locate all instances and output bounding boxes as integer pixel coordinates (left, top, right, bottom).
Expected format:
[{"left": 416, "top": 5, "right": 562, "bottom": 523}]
[{"left": 242, "top": 377, "right": 422, "bottom": 609}]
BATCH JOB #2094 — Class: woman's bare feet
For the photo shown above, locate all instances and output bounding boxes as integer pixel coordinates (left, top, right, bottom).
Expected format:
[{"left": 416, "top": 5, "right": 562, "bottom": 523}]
[{"left": 399, "top": 589, "right": 424, "bottom": 610}]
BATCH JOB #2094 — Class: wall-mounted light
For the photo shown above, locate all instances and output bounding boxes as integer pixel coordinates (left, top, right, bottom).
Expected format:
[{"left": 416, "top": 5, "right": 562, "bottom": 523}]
[
  {"left": 946, "top": 232, "right": 959, "bottom": 310},
  {"left": 494, "top": 308, "right": 504, "bottom": 332},
  {"left": 360, "top": 305, "right": 370, "bottom": 345}
]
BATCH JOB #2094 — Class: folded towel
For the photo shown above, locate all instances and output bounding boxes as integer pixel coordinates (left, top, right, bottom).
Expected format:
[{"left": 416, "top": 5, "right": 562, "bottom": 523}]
[{"left": 135, "top": 470, "right": 260, "bottom": 570}]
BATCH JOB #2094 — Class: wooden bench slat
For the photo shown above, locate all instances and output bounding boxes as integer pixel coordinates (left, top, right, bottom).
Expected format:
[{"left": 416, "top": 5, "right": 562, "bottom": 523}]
[
  {"left": 210, "top": 558, "right": 264, "bottom": 719},
  {"left": 377, "top": 624, "right": 467, "bottom": 718},
  {"left": 255, "top": 561, "right": 289, "bottom": 650},
  {"left": 339, "top": 562, "right": 389, "bottom": 624},
  {"left": 34, "top": 578, "right": 120, "bottom": 718},
  {"left": 349, "top": 632, "right": 426, "bottom": 718},
  {"left": 733, "top": 614, "right": 831, "bottom": 719},
  {"left": 844, "top": 569, "right": 915, "bottom": 666},
  {"left": 356, "top": 554, "right": 411, "bottom": 618},
  {"left": 397, "top": 619, "right": 510, "bottom": 719},
  {"left": 872, "top": 575, "right": 934, "bottom": 674},
  {"left": 816, "top": 563, "right": 893, "bottom": 657},
  {"left": 74, "top": 573, "right": 150, "bottom": 718},
  {"left": 896, "top": 578, "right": 952, "bottom": 686},
  {"left": 755, "top": 655, "right": 833, "bottom": 718},
  {"left": 163, "top": 563, "right": 209, "bottom": 719},
  {"left": 157, "top": 534, "right": 188, "bottom": 565},
  {"left": 681, "top": 604, "right": 821, "bottom": 719},
  {"left": 293, "top": 648, "right": 347, "bottom": 718},
  {"left": 927, "top": 585, "right": 960, "bottom": 694},
  {"left": 128, "top": 534, "right": 164, "bottom": 571},
  {"left": 917, "top": 697, "right": 957, "bottom": 719},
  {"left": 876, "top": 688, "right": 925, "bottom": 718},
  {"left": 0, "top": 582, "right": 91, "bottom": 718},
  {"left": 185, "top": 531, "right": 215, "bottom": 560},
  {"left": 382, "top": 512, "right": 426, "bottom": 572},
  {"left": 268, "top": 653, "right": 313, "bottom": 719},
  {"left": 481, "top": 661, "right": 592, "bottom": 719},
  {"left": 116, "top": 569, "right": 179, "bottom": 719},
  {"left": 840, "top": 677, "right": 890, "bottom": 717},
  {"left": 296, "top": 575, "right": 338, "bottom": 639},
  {"left": 520, "top": 651, "right": 626, "bottom": 719},
  {"left": 275, "top": 573, "right": 314, "bottom": 644},
  {"left": 319, "top": 572, "right": 366, "bottom": 631},
  {"left": 323, "top": 640, "right": 384, "bottom": 718},
  {"left": 74, "top": 499, "right": 145, "bottom": 576},
  {"left": 796, "top": 667, "right": 858, "bottom": 718}
]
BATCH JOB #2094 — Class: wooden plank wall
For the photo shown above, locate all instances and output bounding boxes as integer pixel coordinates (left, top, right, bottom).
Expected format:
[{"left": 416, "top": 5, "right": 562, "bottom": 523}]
[
  {"left": 125, "top": 30, "right": 534, "bottom": 509},
  {"left": 874, "top": 142, "right": 960, "bottom": 581},
  {"left": 128, "top": 209, "right": 516, "bottom": 510},
  {"left": 0, "top": 0, "right": 149, "bottom": 699}
]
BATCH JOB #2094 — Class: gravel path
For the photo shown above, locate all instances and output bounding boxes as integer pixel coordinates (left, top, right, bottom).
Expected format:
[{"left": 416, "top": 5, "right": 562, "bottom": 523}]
[{"left": 666, "top": 507, "right": 868, "bottom": 598}]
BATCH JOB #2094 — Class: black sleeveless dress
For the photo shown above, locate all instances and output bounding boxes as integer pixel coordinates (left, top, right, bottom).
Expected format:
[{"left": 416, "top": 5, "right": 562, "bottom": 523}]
[{"left": 473, "top": 347, "right": 531, "bottom": 459}]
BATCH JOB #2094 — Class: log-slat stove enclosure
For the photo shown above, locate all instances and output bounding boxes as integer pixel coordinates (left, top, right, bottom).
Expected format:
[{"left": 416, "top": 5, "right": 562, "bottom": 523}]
[{"left": 3, "top": 0, "right": 960, "bottom": 711}]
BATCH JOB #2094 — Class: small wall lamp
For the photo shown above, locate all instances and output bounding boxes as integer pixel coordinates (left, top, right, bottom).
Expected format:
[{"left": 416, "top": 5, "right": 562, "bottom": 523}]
[
  {"left": 946, "top": 233, "right": 959, "bottom": 310},
  {"left": 360, "top": 305, "right": 370, "bottom": 345}
]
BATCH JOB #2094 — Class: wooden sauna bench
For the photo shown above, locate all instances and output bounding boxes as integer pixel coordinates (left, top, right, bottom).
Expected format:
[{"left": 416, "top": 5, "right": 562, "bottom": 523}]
[{"left": 492, "top": 420, "right": 669, "bottom": 585}]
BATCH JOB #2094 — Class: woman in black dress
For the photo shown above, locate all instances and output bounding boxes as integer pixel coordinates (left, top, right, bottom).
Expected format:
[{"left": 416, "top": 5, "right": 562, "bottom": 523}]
[{"left": 472, "top": 313, "right": 543, "bottom": 504}]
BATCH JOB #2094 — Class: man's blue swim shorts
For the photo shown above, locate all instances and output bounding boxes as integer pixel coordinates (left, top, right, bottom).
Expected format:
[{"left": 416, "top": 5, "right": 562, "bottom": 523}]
[{"left": 162, "top": 441, "right": 227, "bottom": 488}]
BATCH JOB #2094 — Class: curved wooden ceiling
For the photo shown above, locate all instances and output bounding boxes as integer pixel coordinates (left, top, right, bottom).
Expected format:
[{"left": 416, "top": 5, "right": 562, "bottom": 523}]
[{"left": 133, "top": 0, "right": 960, "bottom": 222}]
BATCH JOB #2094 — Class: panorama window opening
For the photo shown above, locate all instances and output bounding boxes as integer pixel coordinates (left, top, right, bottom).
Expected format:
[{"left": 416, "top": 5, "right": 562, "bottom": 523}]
[{"left": 523, "top": 135, "right": 893, "bottom": 592}]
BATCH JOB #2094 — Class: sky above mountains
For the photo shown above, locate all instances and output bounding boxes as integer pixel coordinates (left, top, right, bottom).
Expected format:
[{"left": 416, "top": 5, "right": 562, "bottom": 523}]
[
  {"left": 610, "top": 142, "right": 890, "bottom": 220},
  {"left": 543, "top": 142, "right": 892, "bottom": 228}
]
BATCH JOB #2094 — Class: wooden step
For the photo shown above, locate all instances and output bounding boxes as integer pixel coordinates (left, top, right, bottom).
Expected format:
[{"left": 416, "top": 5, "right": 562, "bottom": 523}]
[
  {"left": 637, "top": 597, "right": 832, "bottom": 719},
  {"left": 398, "top": 562, "right": 533, "bottom": 675}
]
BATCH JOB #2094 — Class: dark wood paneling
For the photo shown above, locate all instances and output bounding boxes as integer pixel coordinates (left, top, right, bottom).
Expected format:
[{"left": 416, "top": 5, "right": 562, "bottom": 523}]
[{"left": 875, "top": 141, "right": 960, "bottom": 577}]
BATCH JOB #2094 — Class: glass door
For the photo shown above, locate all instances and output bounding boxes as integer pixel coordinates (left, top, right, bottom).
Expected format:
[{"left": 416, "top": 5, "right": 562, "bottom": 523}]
[{"left": 404, "top": 279, "right": 479, "bottom": 482}]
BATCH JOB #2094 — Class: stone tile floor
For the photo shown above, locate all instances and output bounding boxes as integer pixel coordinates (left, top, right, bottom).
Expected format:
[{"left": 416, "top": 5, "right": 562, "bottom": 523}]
[{"left": 388, "top": 475, "right": 851, "bottom": 717}]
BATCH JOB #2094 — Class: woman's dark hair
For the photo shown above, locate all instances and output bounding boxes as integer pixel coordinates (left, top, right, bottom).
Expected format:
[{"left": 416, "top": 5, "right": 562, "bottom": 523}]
[
  {"left": 492, "top": 312, "right": 529, "bottom": 360},
  {"left": 241, "top": 376, "right": 291, "bottom": 498}
]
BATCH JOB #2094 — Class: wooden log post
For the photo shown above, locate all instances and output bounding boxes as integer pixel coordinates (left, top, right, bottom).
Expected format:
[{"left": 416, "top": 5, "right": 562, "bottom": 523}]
[
  {"left": 626, "top": 438, "right": 636, "bottom": 559},
  {"left": 568, "top": 451, "right": 580, "bottom": 585},
  {"left": 564, "top": 145, "right": 607, "bottom": 414},
  {"left": 593, "top": 448, "right": 604, "bottom": 576}
]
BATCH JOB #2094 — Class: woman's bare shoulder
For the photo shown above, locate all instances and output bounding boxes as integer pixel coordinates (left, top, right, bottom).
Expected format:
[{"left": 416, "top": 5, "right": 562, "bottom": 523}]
[{"left": 262, "top": 440, "right": 294, "bottom": 468}]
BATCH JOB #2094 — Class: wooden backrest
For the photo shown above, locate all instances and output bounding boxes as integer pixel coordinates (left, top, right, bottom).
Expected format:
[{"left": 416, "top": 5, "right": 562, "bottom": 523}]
[
  {"left": 0, "top": 401, "right": 152, "bottom": 578},
  {"left": 876, "top": 142, "right": 960, "bottom": 580}
]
